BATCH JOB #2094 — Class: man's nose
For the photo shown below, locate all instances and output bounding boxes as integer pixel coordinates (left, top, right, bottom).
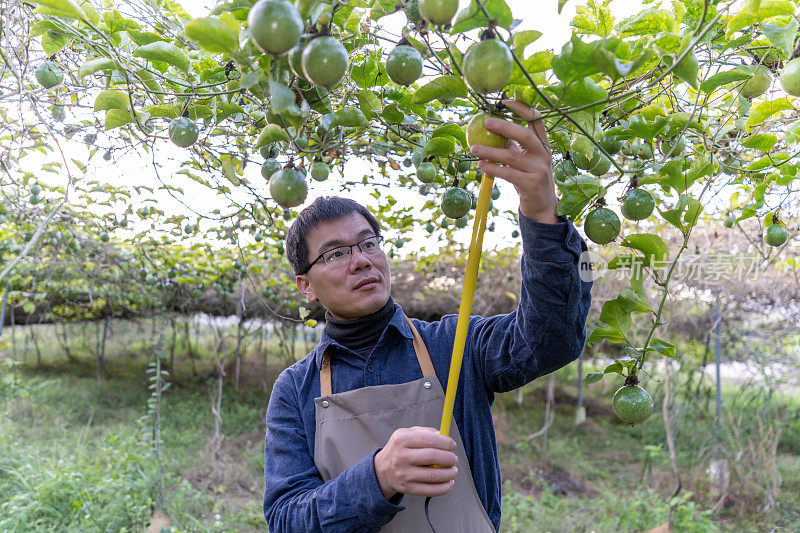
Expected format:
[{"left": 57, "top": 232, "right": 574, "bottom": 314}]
[{"left": 348, "top": 248, "right": 371, "bottom": 271}]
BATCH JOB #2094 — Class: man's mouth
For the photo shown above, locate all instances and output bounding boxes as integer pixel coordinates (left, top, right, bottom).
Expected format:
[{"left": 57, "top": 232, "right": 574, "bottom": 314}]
[{"left": 353, "top": 277, "right": 380, "bottom": 290}]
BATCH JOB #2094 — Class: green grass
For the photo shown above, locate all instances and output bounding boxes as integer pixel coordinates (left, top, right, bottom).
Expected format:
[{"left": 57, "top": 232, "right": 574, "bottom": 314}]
[{"left": 1, "top": 351, "right": 798, "bottom": 532}]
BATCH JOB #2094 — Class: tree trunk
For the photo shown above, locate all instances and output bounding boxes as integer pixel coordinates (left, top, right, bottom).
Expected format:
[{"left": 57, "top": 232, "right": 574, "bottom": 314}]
[
  {"left": 183, "top": 320, "right": 197, "bottom": 376},
  {"left": 97, "top": 304, "right": 111, "bottom": 390},
  {"left": 234, "top": 280, "right": 244, "bottom": 391},
  {"left": 168, "top": 315, "right": 176, "bottom": 374},
  {"left": 663, "top": 357, "right": 681, "bottom": 529},
  {"left": 575, "top": 355, "right": 586, "bottom": 425}
]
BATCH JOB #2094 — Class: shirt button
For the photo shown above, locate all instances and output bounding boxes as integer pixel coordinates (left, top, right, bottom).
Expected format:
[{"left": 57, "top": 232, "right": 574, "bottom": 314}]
[
  {"left": 367, "top": 365, "right": 374, "bottom": 373},
  {"left": 424, "top": 381, "right": 432, "bottom": 389},
  {"left": 321, "top": 400, "right": 329, "bottom": 408}
]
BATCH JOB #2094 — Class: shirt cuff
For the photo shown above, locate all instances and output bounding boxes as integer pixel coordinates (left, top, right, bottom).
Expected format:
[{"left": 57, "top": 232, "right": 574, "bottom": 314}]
[
  {"left": 355, "top": 448, "right": 405, "bottom": 521},
  {"left": 519, "top": 210, "right": 585, "bottom": 264}
]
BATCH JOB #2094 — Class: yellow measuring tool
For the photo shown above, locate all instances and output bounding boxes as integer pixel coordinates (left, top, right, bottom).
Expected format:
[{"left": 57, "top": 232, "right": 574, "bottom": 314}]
[{"left": 438, "top": 172, "right": 494, "bottom": 437}]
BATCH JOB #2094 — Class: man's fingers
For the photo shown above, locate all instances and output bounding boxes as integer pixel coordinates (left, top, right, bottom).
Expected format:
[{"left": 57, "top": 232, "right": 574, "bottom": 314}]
[
  {"left": 403, "top": 427, "right": 456, "bottom": 450},
  {"left": 469, "top": 144, "right": 535, "bottom": 173},
  {"left": 405, "top": 465, "right": 459, "bottom": 484},
  {"left": 404, "top": 447, "right": 459, "bottom": 467},
  {"left": 403, "top": 480, "right": 456, "bottom": 498},
  {"left": 500, "top": 99, "right": 551, "bottom": 155}
]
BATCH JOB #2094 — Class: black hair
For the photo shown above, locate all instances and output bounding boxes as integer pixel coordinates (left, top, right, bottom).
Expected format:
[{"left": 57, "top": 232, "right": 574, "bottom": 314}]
[{"left": 285, "top": 196, "right": 382, "bottom": 276}]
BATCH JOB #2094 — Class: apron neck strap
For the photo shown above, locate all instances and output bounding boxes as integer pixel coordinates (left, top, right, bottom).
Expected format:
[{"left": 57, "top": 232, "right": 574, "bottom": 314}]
[{"left": 320, "top": 316, "right": 435, "bottom": 396}]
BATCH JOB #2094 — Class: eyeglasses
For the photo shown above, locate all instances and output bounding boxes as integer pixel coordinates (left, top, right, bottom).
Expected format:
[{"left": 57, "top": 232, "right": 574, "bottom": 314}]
[{"left": 303, "top": 235, "right": 384, "bottom": 274}]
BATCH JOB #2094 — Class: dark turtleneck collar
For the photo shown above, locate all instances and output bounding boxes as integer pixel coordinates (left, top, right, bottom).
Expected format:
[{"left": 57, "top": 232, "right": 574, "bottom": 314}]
[{"left": 324, "top": 297, "right": 395, "bottom": 358}]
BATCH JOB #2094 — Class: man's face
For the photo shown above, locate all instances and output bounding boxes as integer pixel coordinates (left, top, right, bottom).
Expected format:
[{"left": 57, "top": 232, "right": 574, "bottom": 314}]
[{"left": 295, "top": 212, "right": 391, "bottom": 320}]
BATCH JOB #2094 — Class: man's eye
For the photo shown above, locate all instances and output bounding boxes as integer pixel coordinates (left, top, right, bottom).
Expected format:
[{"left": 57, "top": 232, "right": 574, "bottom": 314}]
[
  {"left": 363, "top": 241, "right": 376, "bottom": 249},
  {"left": 328, "top": 250, "right": 344, "bottom": 260}
]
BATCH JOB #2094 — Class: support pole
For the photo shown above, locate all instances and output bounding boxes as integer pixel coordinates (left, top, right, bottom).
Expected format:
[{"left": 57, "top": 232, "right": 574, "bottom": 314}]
[{"left": 439, "top": 174, "right": 493, "bottom": 437}]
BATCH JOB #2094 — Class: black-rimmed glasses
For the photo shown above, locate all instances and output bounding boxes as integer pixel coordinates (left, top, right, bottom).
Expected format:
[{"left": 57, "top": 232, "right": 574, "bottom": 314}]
[{"left": 302, "top": 235, "right": 384, "bottom": 274}]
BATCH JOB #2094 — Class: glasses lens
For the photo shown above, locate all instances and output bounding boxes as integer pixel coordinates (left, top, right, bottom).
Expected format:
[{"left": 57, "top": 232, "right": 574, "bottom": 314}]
[
  {"left": 323, "top": 246, "right": 350, "bottom": 264},
  {"left": 360, "top": 236, "right": 381, "bottom": 255}
]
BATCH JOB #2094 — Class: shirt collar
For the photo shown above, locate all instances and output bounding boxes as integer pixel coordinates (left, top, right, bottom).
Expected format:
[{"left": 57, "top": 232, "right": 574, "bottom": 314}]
[{"left": 313, "top": 302, "right": 413, "bottom": 370}]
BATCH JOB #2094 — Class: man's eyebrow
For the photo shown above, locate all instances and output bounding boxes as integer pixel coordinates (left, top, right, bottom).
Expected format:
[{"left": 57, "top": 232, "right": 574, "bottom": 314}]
[{"left": 317, "top": 229, "right": 375, "bottom": 254}]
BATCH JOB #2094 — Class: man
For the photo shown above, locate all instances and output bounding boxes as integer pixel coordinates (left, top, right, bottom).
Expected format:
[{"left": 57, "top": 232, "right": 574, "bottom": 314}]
[{"left": 263, "top": 100, "right": 593, "bottom": 532}]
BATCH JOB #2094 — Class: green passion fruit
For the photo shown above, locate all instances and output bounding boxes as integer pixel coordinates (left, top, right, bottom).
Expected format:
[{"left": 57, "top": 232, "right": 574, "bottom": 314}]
[
  {"left": 620, "top": 188, "right": 655, "bottom": 221},
  {"left": 419, "top": 0, "right": 458, "bottom": 25},
  {"left": 780, "top": 58, "right": 800, "bottom": 97},
  {"left": 612, "top": 385, "right": 654, "bottom": 424},
  {"left": 588, "top": 154, "right": 611, "bottom": 176},
  {"left": 659, "top": 136, "right": 686, "bottom": 157},
  {"left": 416, "top": 161, "right": 436, "bottom": 183},
  {"left": 35, "top": 60, "right": 64, "bottom": 89},
  {"left": 302, "top": 36, "right": 349, "bottom": 89},
  {"left": 405, "top": 0, "right": 422, "bottom": 24},
  {"left": 310, "top": 161, "right": 330, "bottom": 181},
  {"left": 386, "top": 44, "right": 423, "bottom": 86},
  {"left": 248, "top": 0, "right": 303, "bottom": 56},
  {"left": 169, "top": 117, "right": 199, "bottom": 148},
  {"left": 738, "top": 64, "right": 772, "bottom": 99},
  {"left": 466, "top": 113, "right": 510, "bottom": 149},
  {"left": 261, "top": 158, "right": 281, "bottom": 179},
  {"left": 269, "top": 168, "right": 308, "bottom": 208},
  {"left": 462, "top": 38, "right": 513, "bottom": 94},
  {"left": 441, "top": 187, "right": 472, "bottom": 219},
  {"left": 288, "top": 36, "right": 312, "bottom": 81},
  {"left": 764, "top": 224, "right": 788, "bottom": 246},
  {"left": 584, "top": 207, "right": 620, "bottom": 245}
]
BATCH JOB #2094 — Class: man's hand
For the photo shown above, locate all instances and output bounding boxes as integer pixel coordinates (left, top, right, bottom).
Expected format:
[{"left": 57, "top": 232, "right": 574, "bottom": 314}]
[
  {"left": 374, "top": 426, "right": 459, "bottom": 500},
  {"left": 469, "top": 99, "right": 559, "bottom": 224}
]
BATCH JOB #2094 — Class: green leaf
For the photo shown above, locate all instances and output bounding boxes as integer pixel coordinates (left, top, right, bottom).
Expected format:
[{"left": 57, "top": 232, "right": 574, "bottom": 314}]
[
  {"left": 411, "top": 75, "right": 468, "bottom": 105},
  {"left": 619, "top": 9, "right": 676, "bottom": 36},
  {"left": 105, "top": 109, "right": 135, "bottom": 130},
  {"left": 599, "top": 298, "right": 632, "bottom": 337},
  {"left": 431, "top": 124, "right": 467, "bottom": 148},
  {"left": 94, "top": 90, "right": 130, "bottom": 112},
  {"left": 582, "top": 371, "right": 604, "bottom": 386},
  {"left": 32, "top": 0, "right": 85, "bottom": 19},
  {"left": 620, "top": 233, "right": 669, "bottom": 267},
  {"left": 699, "top": 69, "right": 752, "bottom": 94},
  {"left": 762, "top": 19, "right": 798, "bottom": 58},
  {"left": 23, "top": 301, "right": 36, "bottom": 314},
  {"left": 658, "top": 194, "right": 703, "bottom": 232},
  {"left": 331, "top": 107, "right": 369, "bottom": 128},
  {"left": 268, "top": 78, "right": 295, "bottom": 114},
  {"left": 726, "top": 0, "right": 795, "bottom": 36},
  {"left": 551, "top": 34, "right": 601, "bottom": 84},
  {"left": 186, "top": 105, "right": 214, "bottom": 119},
  {"left": 254, "top": 124, "right": 290, "bottom": 148},
  {"left": 41, "top": 31, "right": 74, "bottom": 56},
  {"left": 142, "top": 105, "right": 180, "bottom": 118},
  {"left": 571, "top": 0, "right": 615, "bottom": 38},
  {"left": 743, "top": 133, "right": 778, "bottom": 152},
  {"left": 648, "top": 338, "right": 676, "bottom": 358},
  {"left": 512, "top": 30, "right": 542, "bottom": 58},
  {"left": 133, "top": 42, "right": 191, "bottom": 72},
  {"left": 421, "top": 137, "right": 456, "bottom": 158},
  {"left": 185, "top": 16, "right": 239, "bottom": 54},
  {"left": 78, "top": 57, "right": 117, "bottom": 78},
  {"left": 452, "top": 0, "right": 513, "bottom": 33},
  {"left": 127, "top": 30, "right": 163, "bottom": 46},
  {"left": 746, "top": 98, "right": 794, "bottom": 131},
  {"left": 555, "top": 174, "right": 602, "bottom": 217}
]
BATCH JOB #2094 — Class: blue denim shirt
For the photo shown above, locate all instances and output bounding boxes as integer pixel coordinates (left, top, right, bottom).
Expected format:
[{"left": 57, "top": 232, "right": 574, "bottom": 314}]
[{"left": 263, "top": 213, "right": 592, "bottom": 532}]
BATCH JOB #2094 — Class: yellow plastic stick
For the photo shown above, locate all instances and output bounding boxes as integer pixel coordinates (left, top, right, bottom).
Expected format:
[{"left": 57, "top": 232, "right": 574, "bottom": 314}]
[{"left": 439, "top": 173, "right": 494, "bottom": 437}]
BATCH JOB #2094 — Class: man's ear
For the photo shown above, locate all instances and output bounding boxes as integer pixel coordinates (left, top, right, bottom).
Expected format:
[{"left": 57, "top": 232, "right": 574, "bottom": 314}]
[{"left": 296, "top": 274, "right": 317, "bottom": 303}]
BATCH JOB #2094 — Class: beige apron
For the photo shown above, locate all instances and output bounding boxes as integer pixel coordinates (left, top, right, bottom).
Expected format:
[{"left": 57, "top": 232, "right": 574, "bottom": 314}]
[{"left": 313, "top": 317, "right": 496, "bottom": 532}]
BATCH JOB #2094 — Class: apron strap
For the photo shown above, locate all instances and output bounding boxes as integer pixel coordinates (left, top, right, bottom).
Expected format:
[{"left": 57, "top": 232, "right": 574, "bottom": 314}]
[{"left": 320, "top": 316, "right": 436, "bottom": 396}]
